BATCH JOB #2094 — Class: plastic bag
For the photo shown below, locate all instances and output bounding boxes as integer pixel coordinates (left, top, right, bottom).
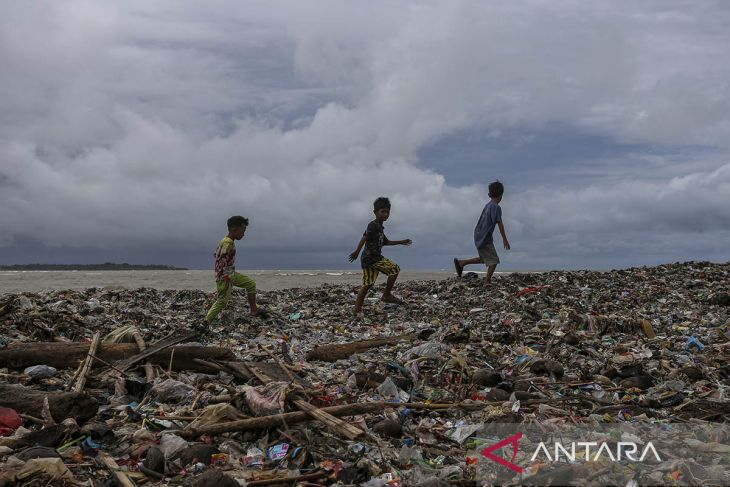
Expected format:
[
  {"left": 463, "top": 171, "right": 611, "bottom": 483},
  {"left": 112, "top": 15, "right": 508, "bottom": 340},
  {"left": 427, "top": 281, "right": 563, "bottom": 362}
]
[
  {"left": 23, "top": 365, "right": 58, "bottom": 378},
  {"left": 244, "top": 446, "right": 264, "bottom": 468},
  {"left": 446, "top": 423, "right": 483, "bottom": 444},
  {"left": 0, "top": 407, "right": 22, "bottom": 437},
  {"left": 399, "top": 342, "right": 445, "bottom": 360},
  {"left": 187, "top": 403, "right": 247, "bottom": 430},
  {"left": 159, "top": 433, "right": 188, "bottom": 459},
  {"left": 243, "top": 381, "right": 288, "bottom": 416},
  {"left": 377, "top": 377, "right": 400, "bottom": 399},
  {"left": 151, "top": 378, "right": 194, "bottom": 403}
]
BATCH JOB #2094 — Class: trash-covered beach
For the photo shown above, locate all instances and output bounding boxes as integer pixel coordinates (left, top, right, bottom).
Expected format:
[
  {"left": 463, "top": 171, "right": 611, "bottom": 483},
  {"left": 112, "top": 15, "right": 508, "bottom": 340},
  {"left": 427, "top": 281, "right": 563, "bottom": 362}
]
[{"left": 1, "top": 261, "right": 729, "bottom": 486}]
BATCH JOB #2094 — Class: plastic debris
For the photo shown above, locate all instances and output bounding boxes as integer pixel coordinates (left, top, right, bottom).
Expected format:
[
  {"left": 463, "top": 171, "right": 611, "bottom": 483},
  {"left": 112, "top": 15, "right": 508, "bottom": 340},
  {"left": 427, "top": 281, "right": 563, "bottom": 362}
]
[
  {"left": 243, "top": 445, "right": 265, "bottom": 468},
  {"left": 151, "top": 378, "right": 195, "bottom": 403},
  {"left": 267, "top": 443, "right": 290, "bottom": 461},
  {"left": 0, "top": 261, "right": 728, "bottom": 485},
  {"left": 159, "top": 433, "right": 188, "bottom": 459},
  {"left": 687, "top": 335, "right": 705, "bottom": 352},
  {"left": 242, "top": 381, "right": 289, "bottom": 416},
  {"left": 0, "top": 407, "right": 22, "bottom": 437},
  {"left": 23, "top": 365, "right": 58, "bottom": 378}
]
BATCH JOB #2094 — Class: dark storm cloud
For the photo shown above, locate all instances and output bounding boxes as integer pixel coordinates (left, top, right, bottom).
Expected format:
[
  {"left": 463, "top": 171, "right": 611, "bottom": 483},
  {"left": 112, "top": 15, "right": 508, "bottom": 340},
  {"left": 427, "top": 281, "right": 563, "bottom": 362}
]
[{"left": 0, "top": 0, "right": 728, "bottom": 270}]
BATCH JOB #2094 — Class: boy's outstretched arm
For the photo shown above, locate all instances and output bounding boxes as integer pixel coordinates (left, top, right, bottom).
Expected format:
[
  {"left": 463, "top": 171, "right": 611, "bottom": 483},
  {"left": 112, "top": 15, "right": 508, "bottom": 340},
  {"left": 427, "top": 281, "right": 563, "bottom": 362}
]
[
  {"left": 348, "top": 235, "right": 367, "bottom": 262},
  {"left": 384, "top": 238, "right": 412, "bottom": 246},
  {"left": 497, "top": 222, "right": 510, "bottom": 250}
]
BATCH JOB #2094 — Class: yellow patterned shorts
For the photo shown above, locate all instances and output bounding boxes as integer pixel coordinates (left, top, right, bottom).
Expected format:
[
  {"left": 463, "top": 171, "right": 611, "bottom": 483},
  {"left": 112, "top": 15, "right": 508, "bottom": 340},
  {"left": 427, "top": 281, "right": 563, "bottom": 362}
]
[{"left": 362, "top": 258, "right": 400, "bottom": 286}]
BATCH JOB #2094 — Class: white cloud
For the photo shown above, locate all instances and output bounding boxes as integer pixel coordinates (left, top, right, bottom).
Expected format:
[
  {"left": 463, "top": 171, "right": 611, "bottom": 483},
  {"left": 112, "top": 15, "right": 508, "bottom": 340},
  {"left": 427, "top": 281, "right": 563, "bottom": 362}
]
[{"left": 1, "top": 0, "right": 729, "bottom": 268}]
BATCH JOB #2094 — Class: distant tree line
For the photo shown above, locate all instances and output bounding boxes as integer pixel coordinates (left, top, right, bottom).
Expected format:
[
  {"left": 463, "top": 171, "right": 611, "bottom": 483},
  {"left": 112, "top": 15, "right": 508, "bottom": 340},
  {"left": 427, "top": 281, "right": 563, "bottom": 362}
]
[{"left": 0, "top": 262, "right": 187, "bottom": 271}]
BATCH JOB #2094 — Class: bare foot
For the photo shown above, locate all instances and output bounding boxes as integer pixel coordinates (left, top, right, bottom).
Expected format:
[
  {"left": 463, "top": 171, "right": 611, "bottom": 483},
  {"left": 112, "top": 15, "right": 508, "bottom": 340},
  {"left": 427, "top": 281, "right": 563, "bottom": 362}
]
[
  {"left": 381, "top": 294, "right": 403, "bottom": 304},
  {"left": 453, "top": 258, "right": 463, "bottom": 278},
  {"left": 193, "top": 321, "right": 210, "bottom": 335},
  {"left": 251, "top": 307, "right": 269, "bottom": 318}
]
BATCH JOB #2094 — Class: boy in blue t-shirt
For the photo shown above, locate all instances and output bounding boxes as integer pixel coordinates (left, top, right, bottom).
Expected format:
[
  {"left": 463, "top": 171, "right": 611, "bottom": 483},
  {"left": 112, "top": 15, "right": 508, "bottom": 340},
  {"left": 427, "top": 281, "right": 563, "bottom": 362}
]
[{"left": 453, "top": 181, "right": 510, "bottom": 286}]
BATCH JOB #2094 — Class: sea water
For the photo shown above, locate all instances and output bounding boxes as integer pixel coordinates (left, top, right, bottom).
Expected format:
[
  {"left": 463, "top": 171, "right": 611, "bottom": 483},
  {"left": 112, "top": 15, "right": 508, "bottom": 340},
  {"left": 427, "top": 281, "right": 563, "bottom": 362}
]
[{"left": 0, "top": 269, "right": 462, "bottom": 294}]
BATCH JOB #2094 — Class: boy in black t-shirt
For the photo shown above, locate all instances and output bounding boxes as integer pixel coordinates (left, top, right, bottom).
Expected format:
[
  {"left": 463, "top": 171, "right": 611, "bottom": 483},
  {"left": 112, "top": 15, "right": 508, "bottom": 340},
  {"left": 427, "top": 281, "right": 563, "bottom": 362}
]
[{"left": 348, "top": 197, "right": 412, "bottom": 313}]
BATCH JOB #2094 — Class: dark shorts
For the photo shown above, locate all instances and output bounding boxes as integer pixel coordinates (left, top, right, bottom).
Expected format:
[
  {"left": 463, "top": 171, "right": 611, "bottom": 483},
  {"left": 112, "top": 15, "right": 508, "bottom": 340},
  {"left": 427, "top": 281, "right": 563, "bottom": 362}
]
[{"left": 478, "top": 243, "right": 500, "bottom": 266}]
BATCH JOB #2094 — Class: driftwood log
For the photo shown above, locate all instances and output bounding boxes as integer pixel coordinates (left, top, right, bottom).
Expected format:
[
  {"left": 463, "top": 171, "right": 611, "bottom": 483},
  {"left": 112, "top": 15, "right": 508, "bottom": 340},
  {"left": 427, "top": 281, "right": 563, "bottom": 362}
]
[
  {"left": 132, "top": 332, "right": 155, "bottom": 382},
  {"left": 0, "top": 343, "right": 235, "bottom": 373},
  {"left": 103, "top": 331, "right": 195, "bottom": 379},
  {"left": 72, "top": 332, "right": 101, "bottom": 392},
  {"left": 180, "top": 401, "right": 387, "bottom": 439},
  {"left": 179, "top": 401, "right": 484, "bottom": 439},
  {"left": 305, "top": 333, "right": 415, "bottom": 362},
  {"left": 0, "top": 384, "right": 98, "bottom": 423},
  {"left": 98, "top": 452, "right": 136, "bottom": 487}
]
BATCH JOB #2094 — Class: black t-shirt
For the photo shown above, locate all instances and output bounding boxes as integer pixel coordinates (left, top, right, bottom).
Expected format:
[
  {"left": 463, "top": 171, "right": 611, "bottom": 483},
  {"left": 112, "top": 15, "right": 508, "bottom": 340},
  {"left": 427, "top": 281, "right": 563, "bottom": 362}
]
[{"left": 361, "top": 219, "right": 389, "bottom": 268}]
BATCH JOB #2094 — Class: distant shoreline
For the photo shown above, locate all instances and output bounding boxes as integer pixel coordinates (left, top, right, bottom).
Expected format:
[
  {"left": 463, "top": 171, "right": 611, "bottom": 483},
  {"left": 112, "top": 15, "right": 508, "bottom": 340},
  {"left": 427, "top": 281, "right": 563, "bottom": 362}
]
[{"left": 0, "top": 263, "right": 187, "bottom": 271}]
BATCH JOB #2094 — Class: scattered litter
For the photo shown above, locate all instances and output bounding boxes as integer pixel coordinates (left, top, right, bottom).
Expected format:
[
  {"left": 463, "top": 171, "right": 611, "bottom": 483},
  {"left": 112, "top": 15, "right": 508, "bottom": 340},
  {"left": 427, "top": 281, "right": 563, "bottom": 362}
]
[
  {"left": 267, "top": 442, "right": 289, "bottom": 461},
  {"left": 151, "top": 378, "right": 195, "bottom": 403},
  {"left": 0, "top": 408, "right": 21, "bottom": 437},
  {"left": 0, "top": 261, "right": 728, "bottom": 485}
]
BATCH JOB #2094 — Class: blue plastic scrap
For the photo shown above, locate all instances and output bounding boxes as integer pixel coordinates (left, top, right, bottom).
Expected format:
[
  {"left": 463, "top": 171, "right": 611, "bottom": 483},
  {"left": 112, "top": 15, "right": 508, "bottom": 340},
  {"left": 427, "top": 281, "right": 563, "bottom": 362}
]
[{"left": 686, "top": 336, "right": 705, "bottom": 352}]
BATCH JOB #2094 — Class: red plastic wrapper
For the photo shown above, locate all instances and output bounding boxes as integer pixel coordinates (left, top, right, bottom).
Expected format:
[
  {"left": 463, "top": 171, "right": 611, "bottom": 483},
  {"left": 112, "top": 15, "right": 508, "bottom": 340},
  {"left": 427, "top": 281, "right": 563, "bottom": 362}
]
[{"left": 0, "top": 407, "right": 22, "bottom": 436}]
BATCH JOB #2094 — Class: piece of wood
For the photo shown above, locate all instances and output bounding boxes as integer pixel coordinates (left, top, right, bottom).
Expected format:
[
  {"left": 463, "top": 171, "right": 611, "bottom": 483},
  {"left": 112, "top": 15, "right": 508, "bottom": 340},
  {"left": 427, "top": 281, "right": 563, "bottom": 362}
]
[
  {"left": 138, "top": 465, "right": 165, "bottom": 480},
  {"left": 104, "top": 331, "right": 196, "bottom": 378},
  {"left": 192, "top": 358, "right": 227, "bottom": 371},
  {"left": 291, "top": 397, "right": 364, "bottom": 440},
  {"left": 208, "top": 394, "right": 233, "bottom": 403},
  {"left": 262, "top": 347, "right": 365, "bottom": 440},
  {"left": 29, "top": 320, "right": 57, "bottom": 337},
  {"left": 0, "top": 302, "right": 11, "bottom": 318},
  {"left": 639, "top": 319, "right": 657, "bottom": 339},
  {"left": 180, "top": 401, "right": 387, "bottom": 438},
  {"left": 260, "top": 344, "right": 299, "bottom": 383},
  {"left": 18, "top": 413, "right": 45, "bottom": 425},
  {"left": 41, "top": 396, "right": 55, "bottom": 425},
  {"left": 305, "top": 333, "right": 415, "bottom": 362},
  {"left": 89, "top": 354, "right": 132, "bottom": 377},
  {"left": 0, "top": 342, "right": 234, "bottom": 372},
  {"left": 98, "top": 451, "right": 136, "bottom": 487},
  {"left": 149, "top": 414, "right": 201, "bottom": 421},
  {"left": 196, "top": 359, "right": 311, "bottom": 387},
  {"left": 238, "top": 361, "right": 311, "bottom": 386},
  {"left": 179, "top": 400, "right": 491, "bottom": 439},
  {"left": 246, "top": 471, "right": 328, "bottom": 486},
  {"left": 245, "top": 362, "right": 274, "bottom": 384},
  {"left": 132, "top": 332, "right": 155, "bottom": 382},
  {"left": 168, "top": 347, "right": 175, "bottom": 375},
  {"left": 0, "top": 384, "right": 98, "bottom": 423},
  {"left": 73, "top": 332, "right": 101, "bottom": 392},
  {"left": 246, "top": 358, "right": 365, "bottom": 440},
  {"left": 65, "top": 359, "right": 85, "bottom": 391}
]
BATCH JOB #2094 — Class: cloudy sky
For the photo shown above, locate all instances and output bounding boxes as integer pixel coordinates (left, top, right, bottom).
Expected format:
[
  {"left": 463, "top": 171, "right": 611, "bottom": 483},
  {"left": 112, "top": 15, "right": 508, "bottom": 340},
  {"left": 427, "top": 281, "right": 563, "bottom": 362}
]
[{"left": 1, "top": 0, "right": 729, "bottom": 270}]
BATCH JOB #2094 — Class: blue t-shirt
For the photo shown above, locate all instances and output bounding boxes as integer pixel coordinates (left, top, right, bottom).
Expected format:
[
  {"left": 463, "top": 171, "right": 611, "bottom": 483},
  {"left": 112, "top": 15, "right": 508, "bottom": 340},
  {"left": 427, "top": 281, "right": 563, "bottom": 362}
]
[{"left": 474, "top": 201, "right": 502, "bottom": 249}]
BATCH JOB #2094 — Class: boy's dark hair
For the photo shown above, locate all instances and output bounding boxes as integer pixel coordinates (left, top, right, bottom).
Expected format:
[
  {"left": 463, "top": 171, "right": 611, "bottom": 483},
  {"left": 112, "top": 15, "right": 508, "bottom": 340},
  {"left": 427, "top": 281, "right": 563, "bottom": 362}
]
[
  {"left": 227, "top": 215, "right": 249, "bottom": 230},
  {"left": 488, "top": 180, "right": 504, "bottom": 198},
  {"left": 373, "top": 197, "right": 391, "bottom": 212}
]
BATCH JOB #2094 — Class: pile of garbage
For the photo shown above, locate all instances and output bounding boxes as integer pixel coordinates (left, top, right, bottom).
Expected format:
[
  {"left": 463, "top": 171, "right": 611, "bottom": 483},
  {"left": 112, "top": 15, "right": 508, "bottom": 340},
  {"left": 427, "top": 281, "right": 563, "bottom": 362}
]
[{"left": 0, "top": 261, "right": 729, "bottom": 486}]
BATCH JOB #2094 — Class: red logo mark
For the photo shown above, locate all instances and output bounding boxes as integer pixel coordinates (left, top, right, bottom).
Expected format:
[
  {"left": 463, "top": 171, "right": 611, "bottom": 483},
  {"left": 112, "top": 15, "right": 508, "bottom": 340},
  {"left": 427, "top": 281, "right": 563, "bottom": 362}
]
[{"left": 480, "top": 432, "right": 524, "bottom": 473}]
